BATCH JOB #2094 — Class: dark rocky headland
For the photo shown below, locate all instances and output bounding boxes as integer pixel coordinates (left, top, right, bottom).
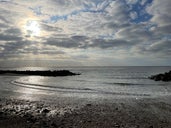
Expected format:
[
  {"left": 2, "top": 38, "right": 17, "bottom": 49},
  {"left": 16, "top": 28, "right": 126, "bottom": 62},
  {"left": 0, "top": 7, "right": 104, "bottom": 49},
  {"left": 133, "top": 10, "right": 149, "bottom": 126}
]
[
  {"left": 0, "top": 70, "right": 80, "bottom": 77},
  {"left": 149, "top": 70, "right": 171, "bottom": 81}
]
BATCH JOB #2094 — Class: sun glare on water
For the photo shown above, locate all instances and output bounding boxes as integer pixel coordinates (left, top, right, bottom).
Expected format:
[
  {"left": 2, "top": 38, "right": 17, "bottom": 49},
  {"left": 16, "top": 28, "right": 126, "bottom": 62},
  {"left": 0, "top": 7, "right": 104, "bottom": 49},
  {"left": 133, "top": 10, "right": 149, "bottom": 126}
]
[{"left": 24, "top": 20, "right": 41, "bottom": 37}]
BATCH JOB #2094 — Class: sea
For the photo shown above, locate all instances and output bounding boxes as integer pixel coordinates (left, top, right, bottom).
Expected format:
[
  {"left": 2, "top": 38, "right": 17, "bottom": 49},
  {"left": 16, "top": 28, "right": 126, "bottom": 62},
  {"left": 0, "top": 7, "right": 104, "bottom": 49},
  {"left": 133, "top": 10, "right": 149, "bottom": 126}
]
[{"left": 0, "top": 66, "right": 171, "bottom": 101}]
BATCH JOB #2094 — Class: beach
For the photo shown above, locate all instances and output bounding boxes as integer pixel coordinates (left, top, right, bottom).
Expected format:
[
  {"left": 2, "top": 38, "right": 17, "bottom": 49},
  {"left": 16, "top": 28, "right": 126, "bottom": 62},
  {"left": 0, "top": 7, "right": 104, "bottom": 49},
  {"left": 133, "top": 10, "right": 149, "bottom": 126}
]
[
  {"left": 0, "top": 0, "right": 171, "bottom": 126},
  {"left": 0, "top": 67, "right": 171, "bottom": 128},
  {"left": 0, "top": 96, "right": 171, "bottom": 128}
]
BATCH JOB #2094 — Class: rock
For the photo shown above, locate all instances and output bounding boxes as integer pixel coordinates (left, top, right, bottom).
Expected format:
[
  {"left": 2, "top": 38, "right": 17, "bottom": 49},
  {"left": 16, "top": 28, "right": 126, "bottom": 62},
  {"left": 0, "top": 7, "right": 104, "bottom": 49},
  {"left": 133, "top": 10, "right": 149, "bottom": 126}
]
[
  {"left": 86, "top": 104, "right": 92, "bottom": 107},
  {"left": 51, "top": 122, "right": 57, "bottom": 127},
  {"left": 42, "top": 108, "right": 50, "bottom": 114},
  {"left": 149, "top": 70, "right": 171, "bottom": 81},
  {"left": 0, "top": 70, "right": 80, "bottom": 77},
  {"left": 23, "top": 113, "right": 36, "bottom": 123},
  {"left": 87, "top": 120, "right": 92, "bottom": 123},
  {"left": 0, "top": 111, "right": 3, "bottom": 115},
  {"left": 114, "top": 123, "right": 120, "bottom": 128},
  {"left": 36, "top": 109, "right": 40, "bottom": 113}
]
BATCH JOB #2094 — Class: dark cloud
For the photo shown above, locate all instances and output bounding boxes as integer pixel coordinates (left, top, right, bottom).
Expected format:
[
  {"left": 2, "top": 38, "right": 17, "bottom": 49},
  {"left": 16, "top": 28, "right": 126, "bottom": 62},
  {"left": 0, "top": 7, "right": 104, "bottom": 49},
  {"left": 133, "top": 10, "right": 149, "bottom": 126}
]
[
  {"left": 0, "top": 0, "right": 11, "bottom": 2},
  {"left": 153, "top": 24, "right": 171, "bottom": 34},
  {"left": 0, "top": 41, "right": 27, "bottom": 58},
  {"left": 44, "top": 36, "right": 88, "bottom": 48},
  {"left": 4, "top": 28, "right": 22, "bottom": 35},
  {"left": 47, "top": 38, "right": 82, "bottom": 48},
  {"left": 23, "top": 45, "right": 65, "bottom": 55},
  {"left": 0, "top": 23, "right": 8, "bottom": 28},
  {"left": 106, "top": 22, "right": 130, "bottom": 30},
  {"left": 148, "top": 40, "right": 171, "bottom": 54},
  {"left": 0, "top": 15, "right": 10, "bottom": 23},
  {"left": 40, "top": 23, "right": 63, "bottom": 32},
  {"left": 44, "top": 36, "right": 131, "bottom": 49},
  {"left": 0, "top": 38, "right": 66, "bottom": 59},
  {"left": 89, "top": 39, "right": 131, "bottom": 48},
  {"left": 0, "top": 34, "right": 22, "bottom": 41},
  {"left": 1, "top": 40, "right": 29, "bottom": 52},
  {"left": 134, "top": 40, "right": 171, "bottom": 57},
  {"left": 116, "top": 24, "right": 154, "bottom": 41}
]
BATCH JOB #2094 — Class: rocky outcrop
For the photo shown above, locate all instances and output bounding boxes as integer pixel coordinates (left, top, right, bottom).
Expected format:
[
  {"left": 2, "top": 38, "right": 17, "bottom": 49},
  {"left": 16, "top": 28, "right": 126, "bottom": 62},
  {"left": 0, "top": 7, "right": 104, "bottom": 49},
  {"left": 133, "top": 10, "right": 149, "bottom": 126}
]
[
  {"left": 149, "top": 70, "right": 171, "bottom": 82},
  {"left": 0, "top": 70, "right": 80, "bottom": 77}
]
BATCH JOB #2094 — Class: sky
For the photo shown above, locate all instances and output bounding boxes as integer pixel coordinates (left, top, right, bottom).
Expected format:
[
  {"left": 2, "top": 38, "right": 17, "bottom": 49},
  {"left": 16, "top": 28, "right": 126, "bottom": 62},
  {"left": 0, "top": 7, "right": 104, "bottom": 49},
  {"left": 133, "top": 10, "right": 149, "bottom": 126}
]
[{"left": 0, "top": 0, "right": 171, "bottom": 67}]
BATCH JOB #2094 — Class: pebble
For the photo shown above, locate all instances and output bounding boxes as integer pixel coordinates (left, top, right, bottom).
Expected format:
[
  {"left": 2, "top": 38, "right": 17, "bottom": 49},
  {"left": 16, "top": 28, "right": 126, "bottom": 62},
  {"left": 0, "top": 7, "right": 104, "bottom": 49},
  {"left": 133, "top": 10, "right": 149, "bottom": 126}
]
[
  {"left": 42, "top": 108, "right": 50, "bottom": 114},
  {"left": 86, "top": 104, "right": 92, "bottom": 107}
]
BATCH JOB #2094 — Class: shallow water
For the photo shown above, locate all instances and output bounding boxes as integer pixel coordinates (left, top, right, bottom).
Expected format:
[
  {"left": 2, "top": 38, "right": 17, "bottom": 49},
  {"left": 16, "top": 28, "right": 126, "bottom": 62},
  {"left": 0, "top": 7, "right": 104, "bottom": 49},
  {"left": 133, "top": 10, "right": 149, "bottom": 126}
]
[{"left": 0, "top": 66, "right": 171, "bottom": 101}]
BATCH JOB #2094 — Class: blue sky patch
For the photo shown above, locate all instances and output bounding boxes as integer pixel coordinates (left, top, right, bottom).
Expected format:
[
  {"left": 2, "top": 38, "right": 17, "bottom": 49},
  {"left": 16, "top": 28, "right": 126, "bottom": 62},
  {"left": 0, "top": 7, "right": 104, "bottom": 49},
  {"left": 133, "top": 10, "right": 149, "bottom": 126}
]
[{"left": 127, "top": 0, "right": 153, "bottom": 23}]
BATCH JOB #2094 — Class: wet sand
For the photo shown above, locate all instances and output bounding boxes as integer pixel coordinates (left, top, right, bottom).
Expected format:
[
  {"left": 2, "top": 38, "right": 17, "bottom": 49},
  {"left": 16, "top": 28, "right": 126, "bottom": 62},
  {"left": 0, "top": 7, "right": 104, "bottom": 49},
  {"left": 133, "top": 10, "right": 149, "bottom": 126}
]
[{"left": 0, "top": 97, "right": 171, "bottom": 128}]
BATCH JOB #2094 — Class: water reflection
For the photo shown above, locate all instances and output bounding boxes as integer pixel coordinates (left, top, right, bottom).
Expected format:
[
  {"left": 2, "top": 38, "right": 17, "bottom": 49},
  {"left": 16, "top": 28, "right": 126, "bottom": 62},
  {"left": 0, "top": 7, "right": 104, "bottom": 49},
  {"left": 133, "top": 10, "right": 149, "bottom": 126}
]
[
  {"left": 15, "top": 76, "right": 47, "bottom": 100},
  {"left": 17, "top": 87, "right": 40, "bottom": 100}
]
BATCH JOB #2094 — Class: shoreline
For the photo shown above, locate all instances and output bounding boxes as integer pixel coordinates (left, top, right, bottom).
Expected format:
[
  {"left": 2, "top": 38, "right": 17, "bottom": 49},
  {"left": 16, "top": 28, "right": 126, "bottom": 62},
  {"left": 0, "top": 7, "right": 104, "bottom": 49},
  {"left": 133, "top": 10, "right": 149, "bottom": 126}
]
[{"left": 0, "top": 97, "right": 171, "bottom": 128}]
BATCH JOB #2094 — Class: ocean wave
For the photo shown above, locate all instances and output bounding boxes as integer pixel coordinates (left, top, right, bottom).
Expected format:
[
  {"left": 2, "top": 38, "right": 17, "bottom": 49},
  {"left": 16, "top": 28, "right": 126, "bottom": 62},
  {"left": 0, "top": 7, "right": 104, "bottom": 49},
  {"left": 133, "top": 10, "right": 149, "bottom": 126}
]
[
  {"left": 104, "top": 82, "right": 144, "bottom": 86},
  {"left": 11, "top": 80, "right": 151, "bottom": 97},
  {"left": 100, "top": 91, "right": 151, "bottom": 97},
  {"left": 11, "top": 80, "right": 94, "bottom": 92},
  {"left": 104, "top": 82, "right": 166, "bottom": 86},
  {"left": 112, "top": 77, "right": 148, "bottom": 79}
]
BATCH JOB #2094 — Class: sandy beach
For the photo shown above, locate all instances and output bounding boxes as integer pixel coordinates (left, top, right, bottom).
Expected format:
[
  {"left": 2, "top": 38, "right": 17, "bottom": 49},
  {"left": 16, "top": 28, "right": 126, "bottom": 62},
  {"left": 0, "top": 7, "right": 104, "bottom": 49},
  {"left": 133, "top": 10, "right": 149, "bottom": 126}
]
[
  {"left": 0, "top": 67, "right": 171, "bottom": 128},
  {"left": 0, "top": 96, "right": 171, "bottom": 128}
]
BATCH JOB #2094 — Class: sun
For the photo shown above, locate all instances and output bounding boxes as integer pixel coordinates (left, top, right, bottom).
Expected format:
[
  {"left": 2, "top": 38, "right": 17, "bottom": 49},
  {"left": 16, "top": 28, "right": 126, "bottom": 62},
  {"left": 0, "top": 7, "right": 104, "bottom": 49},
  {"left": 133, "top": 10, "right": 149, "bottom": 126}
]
[{"left": 25, "top": 20, "right": 41, "bottom": 37}]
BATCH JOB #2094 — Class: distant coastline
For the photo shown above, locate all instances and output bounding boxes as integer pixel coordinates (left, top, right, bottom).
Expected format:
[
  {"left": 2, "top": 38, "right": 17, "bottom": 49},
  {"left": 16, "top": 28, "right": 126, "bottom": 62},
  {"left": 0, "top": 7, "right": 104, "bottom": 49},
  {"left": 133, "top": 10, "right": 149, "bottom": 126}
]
[{"left": 0, "top": 70, "right": 80, "bottom": 77}]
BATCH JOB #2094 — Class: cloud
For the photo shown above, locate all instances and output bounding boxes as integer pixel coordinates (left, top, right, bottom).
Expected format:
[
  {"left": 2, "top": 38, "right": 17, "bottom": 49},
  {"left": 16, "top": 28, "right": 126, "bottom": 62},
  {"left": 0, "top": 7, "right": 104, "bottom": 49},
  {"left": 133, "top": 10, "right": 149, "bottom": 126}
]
[
  {"left": 44, "top": 34, "right": 134, "bottom": 50},
  {"left": 105, "top": 0, "right": 129, "bottom": 23},
  {"left": 116, "top": 24, "right": 153, "bottom": 42},
  {"left": 149, "top": 40, "right": 171, "bottom": 53},
  {"left": 0, "top": 0, "right": 11, "bottom": 2},
  {"left": 126, "top": 0, "right": 138, "bottom": 4},
  {"left": 140, "top": 0, "right": 147, "bottom": 6},
  {"left": 133, "top": 39, "right": 171, "bottom": 57},
  {"left": 40, "top": 23, "right": 63, "bottom": 32},
  {"left": 0, "top": 33, "right": 22, "bottom": 41},
  {"left": 129, "top": 11, "right": 138, "bottom": 20},
  {"left": 44, "top": 36, "right": 88, "bottom": 48},
  {"left": 4, "top": 28, "right": 22, "bottom": 35},
  {"left": 89, "top": 39, "right": 131, "bottom": 49},
  {"left": 147, "top": 0, "right": 171, "bottom": 26},
  {"left": 0, "top": 0, "right": 170, "bottom": 65}
]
